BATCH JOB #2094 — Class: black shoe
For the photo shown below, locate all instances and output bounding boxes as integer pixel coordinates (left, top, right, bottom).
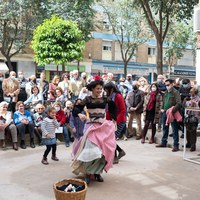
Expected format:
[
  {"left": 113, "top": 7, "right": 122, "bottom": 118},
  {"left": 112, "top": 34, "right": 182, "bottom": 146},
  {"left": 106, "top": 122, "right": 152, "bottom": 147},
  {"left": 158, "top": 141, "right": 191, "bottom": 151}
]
[
  {"left": 13, "top": 142, "right": 18, "bottom": 151},
  {"left": 30, "top": 138, "right": 35, "bottom": 148},
  {"left": 85, "top": 175, "right": 91, "bottom": 184},
  {"left": 51, "top": 156, "right": 59, "bottom": 161},
  {"left": 156, "top": 144, "right": 167, "bottom": 148},
  {"left": 70, "top": 137, "right": 74, "bottom": 143},
  {"left": 127, "top": 134, "right": 134, "bottom": 138},
  {"left": 180, "top": 133, "right": 184, "bottom": 139},
  {"left": 186, "top": 143, "right": 191, "bottom": 148},
  {"left": 118, "top": 150, "right": 126, "bottom": 160},
  {"left": 169, "top": 133, "right": 173, "bottom": 137},
  {"left": 94, "top": 174, "right": 104, "bottom": 182},
  {"left": 190, "top": 147, "right": 196, "bottom": 152},
  {"left": 20, "top": 140, "right": 26, "bottom": 149},
  {"left": 136, "top": 135, "right": 142, "bottom": 140},
  {"left": 113, "top": 156, "right": 119, "bottom": 164},
  {"left": 172, "top": 146, "right": 179, "bottom": 152}
]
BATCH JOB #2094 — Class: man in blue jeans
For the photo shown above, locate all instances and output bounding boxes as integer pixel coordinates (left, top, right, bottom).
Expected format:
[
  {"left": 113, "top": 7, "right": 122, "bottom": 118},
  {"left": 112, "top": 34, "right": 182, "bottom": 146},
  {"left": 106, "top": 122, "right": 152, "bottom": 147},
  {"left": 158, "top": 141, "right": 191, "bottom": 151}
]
[{"left": 156, "top": 79, "right": 181, "bottom": 152}]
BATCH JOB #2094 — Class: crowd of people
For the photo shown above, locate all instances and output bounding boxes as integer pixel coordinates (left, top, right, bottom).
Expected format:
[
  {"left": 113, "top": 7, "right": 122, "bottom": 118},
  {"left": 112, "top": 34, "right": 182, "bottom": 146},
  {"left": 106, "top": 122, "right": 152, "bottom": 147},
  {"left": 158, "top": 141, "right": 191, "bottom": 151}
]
[{"left": 0, "top": 69, "right": 200, "bottom": 184}]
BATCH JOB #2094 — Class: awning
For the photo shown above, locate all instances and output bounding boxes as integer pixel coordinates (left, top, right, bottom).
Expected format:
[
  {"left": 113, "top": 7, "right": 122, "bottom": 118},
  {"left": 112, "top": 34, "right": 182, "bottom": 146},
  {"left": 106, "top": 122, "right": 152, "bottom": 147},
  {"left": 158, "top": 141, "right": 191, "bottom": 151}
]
[{"left": 0, "top": 62, "right": 9, "bottom": 74}]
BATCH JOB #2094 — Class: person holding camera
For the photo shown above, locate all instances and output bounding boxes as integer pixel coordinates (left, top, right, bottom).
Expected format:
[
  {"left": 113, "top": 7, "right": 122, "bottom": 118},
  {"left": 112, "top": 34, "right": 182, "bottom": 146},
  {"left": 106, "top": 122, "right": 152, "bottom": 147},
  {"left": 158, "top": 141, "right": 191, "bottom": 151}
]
[
  {"left": 64, "top": 100, "right": 74, "bottom": 143},
  {"left": 183, "top": 88, "right": 200, "bottom": 152}
]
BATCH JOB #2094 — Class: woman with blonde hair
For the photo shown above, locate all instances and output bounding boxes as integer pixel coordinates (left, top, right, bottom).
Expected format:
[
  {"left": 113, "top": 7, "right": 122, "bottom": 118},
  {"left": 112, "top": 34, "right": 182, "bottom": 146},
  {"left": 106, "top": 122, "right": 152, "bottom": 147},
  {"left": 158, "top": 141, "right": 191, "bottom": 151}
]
[
  {"left": 58, "top": 73, "right": 70, "bottom": 99},
  {"left": 138, "top": 77, "right": 150, "bottom": 95},
  {"left": 48, "top": 75, "right": 60, "bottom": 101}
]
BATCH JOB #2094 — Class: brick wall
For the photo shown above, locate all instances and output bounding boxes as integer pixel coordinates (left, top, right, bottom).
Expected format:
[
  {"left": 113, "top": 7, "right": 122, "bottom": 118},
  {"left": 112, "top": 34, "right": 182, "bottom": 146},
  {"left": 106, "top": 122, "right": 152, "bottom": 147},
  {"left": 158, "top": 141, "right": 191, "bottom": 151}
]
[{"left": 136, "top": 44, "right": 148, "bottom": 63}]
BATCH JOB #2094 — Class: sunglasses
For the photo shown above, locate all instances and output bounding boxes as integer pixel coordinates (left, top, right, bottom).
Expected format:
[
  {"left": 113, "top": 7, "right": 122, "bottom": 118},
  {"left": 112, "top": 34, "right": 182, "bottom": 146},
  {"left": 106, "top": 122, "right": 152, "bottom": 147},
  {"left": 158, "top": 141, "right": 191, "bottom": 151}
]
[{"left": 38, "top": 108, "right": 44, "bottom": 110}]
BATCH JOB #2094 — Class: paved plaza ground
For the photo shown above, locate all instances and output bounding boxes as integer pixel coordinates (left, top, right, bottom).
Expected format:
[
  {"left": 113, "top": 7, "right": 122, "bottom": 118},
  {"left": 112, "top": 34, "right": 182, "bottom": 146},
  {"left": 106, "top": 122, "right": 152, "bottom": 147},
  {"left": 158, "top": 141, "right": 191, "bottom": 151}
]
[{"left": 1, "top": 132, "right": 200, "bottom": 200}]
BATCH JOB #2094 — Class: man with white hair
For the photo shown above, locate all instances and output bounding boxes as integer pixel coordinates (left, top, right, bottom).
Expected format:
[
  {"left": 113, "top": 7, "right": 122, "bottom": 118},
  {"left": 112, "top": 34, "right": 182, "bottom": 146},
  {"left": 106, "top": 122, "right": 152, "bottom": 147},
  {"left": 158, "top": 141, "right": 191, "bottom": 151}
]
[
  {"left": 125, "top": 74, "right": 133, "bottom": 92},
  {"left": 2, "top": 71, "right": 20, "bottom": 113},
  {"left": 80, "top": 72, "right": 87, "bottom": 88},
  {"left": 68, "top": 70, "right": 81, "bottom": 101},
  {"left": 106, "top": 73, "right": 115, "bottom": 84}
]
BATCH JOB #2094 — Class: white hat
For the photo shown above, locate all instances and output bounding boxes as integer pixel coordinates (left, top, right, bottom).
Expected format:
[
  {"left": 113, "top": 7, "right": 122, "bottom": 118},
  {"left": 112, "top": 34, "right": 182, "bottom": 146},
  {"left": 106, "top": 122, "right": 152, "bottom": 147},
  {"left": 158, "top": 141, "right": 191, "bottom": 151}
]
[
  {"left": 0, "top": 101, "right": 9, "bottom": 108},
  {"left": 127, "top": 74, "right": 132, "bottom": 77}
]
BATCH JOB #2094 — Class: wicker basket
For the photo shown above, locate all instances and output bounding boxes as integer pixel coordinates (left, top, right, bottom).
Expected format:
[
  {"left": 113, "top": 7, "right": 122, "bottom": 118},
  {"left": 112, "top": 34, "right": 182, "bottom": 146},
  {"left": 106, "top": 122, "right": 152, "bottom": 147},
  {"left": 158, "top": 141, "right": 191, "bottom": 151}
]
[{"left": 53, "top": 179, "right": 87, "bottom": 200}]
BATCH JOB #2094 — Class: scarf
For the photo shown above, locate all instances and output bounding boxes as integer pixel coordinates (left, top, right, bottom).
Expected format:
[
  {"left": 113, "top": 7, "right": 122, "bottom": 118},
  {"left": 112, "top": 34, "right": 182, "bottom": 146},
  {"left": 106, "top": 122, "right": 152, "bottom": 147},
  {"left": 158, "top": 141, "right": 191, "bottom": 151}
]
[{"left": 147, "top": 91, "right": 157, "bottom": 111}]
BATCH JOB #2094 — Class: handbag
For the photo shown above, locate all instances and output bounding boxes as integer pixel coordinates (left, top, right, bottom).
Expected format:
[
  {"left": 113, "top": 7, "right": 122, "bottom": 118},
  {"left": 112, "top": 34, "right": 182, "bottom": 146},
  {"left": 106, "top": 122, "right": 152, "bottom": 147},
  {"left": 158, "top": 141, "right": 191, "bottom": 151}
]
[
  {"left": 3, "top": 96, "right": 12, "bottom": 103},
  {"left": 184, "top": 115, "right": 198, "bottom": 126},
  {"left": 55, "top": 127, "right": 63, "bottom": 134}
]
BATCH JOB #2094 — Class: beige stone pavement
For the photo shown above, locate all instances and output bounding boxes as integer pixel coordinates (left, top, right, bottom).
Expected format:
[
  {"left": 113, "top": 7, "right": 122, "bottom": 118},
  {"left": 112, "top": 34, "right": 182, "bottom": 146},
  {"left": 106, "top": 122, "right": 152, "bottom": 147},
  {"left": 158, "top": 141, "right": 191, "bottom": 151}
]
[{"left": 0, "top": 131, "right": 200, "bottom": 200}]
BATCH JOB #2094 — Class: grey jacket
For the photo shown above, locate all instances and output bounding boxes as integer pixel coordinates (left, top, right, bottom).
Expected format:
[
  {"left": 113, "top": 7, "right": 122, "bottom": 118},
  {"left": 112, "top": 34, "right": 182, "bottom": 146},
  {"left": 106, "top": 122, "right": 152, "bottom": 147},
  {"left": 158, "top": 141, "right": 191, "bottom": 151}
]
[{"left": 126, "top": 89, "right": 144, "bottom": 114}]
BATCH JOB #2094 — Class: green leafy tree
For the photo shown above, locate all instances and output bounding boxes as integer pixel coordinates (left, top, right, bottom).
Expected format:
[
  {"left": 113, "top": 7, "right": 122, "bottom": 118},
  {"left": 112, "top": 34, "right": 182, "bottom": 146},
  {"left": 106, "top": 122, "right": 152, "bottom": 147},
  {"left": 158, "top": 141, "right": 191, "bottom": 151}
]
[
  {"left": 31, "top": 15, "right": 85, "bottom": 72},
  {"left": 46, "top": 0, "right": 95, "bottom": 41},
  {"left": 0, "top": 0, "right": 47, "bottom": 71},
  {"left": 136, "top": 0, "right": 198, "bottom": 75},
  {"left": 99, "top": 0, "right": 151, "bottom": 77},
  {"left": 164, "top": 21, "right": 194, "bottom": 75}
]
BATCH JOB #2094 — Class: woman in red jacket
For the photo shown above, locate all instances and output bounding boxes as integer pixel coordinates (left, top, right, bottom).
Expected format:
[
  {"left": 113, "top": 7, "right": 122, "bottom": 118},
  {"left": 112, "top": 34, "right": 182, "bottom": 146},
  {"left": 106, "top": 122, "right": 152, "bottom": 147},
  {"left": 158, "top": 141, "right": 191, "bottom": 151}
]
[
  {"left": 53, "top": 102, "right": 70, "bottom": 147},
  {"left": 104, "top": 82, "right": 126, "bottom": 164}
]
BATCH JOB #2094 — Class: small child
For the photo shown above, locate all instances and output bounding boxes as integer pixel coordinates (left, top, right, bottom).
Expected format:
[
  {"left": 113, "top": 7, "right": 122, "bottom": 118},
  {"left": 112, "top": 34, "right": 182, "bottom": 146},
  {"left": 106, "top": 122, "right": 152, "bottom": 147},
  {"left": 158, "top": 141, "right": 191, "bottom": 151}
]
[{"left": 41, "top": 107, "right": 60, "bottom": 165}]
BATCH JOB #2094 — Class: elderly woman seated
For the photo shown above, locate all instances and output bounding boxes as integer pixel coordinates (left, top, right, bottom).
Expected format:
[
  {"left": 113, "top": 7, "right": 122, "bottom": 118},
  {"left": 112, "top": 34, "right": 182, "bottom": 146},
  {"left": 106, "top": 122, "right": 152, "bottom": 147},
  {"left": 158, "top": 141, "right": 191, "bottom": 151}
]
[
  {"left": 0, "top": 101, "right": 18, "bottom": 150},
  {"left": 33, "top": 103, "right": 47, "bottom": 145},
  {"left": 13, "top": 101, "right": 35, "bottom": 149}
]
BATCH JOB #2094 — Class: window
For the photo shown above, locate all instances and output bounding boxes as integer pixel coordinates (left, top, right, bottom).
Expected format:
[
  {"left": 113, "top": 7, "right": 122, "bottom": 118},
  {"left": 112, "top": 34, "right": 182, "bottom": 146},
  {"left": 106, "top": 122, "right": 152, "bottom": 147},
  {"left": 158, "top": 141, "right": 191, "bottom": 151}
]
[
  {"left": 148, "top": 47, "right": 156, "bottom": 55},
  {"left": 103, "top": 46, "right": 112, "bottom": 51},
  {"left": 102, "top": 41, "right": 112, "bottom": 51}
]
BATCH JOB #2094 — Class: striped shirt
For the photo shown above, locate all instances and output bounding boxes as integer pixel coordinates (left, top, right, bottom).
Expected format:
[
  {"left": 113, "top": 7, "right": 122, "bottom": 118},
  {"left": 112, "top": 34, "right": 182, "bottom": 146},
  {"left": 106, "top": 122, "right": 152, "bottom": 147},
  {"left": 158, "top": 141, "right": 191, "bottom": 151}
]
[{"left": 41, "top": 117, "right": 59, "bottom": 138}]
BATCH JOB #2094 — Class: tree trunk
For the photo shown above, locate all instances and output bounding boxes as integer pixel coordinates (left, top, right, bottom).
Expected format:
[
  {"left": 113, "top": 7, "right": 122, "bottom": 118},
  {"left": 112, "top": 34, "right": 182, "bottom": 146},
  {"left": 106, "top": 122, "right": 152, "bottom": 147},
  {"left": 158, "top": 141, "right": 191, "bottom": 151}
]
[
  {"left": 6, "top": 57, "right": 13, "bottom": 72},
  {"left": 156, "top": 39, "right": 163, "bottom": 75},
  {"left": 77, "top": 60, "right": 80, "bottom": 73},
  {"left": 56, "top": 65, "right": 58, "bottom": 75},
  {"left": 62, "top": 63, "right": 65, "bottom": 74},
  {"left": 124, "top": 61, "right": 128, "bottom": 77}
]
